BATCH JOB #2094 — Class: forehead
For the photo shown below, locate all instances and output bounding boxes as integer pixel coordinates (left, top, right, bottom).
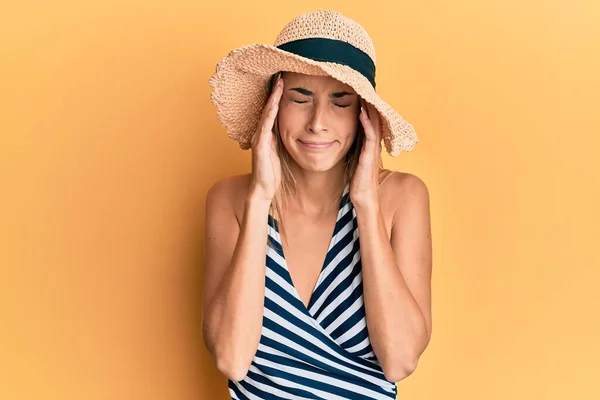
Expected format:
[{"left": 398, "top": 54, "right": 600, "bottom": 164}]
[{"left": 281, "top": 72, "right": 355, "bottom": 93}]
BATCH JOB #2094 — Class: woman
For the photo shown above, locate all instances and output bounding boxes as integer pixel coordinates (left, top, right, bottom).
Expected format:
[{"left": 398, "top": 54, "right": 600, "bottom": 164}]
[{"left": 203, "top": 10, "right": 432, "bottom": 399}]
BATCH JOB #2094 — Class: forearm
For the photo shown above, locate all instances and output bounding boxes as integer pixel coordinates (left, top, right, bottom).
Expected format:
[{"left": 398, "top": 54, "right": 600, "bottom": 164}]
[
  {"left": 203, "top": 195, "right": 271, "bottom": 380},
  {"left": 355, "top": 200, "right": 429, "bottom": 381}
]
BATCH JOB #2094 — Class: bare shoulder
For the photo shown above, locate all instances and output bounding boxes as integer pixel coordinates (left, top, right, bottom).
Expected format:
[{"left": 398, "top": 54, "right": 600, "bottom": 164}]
[
  {"left": 378, "top": 170, "right": 430, "bottom": 225},
  {"left": 206, "top": 173, "right": 252, "bottom": 225},
  {"left": 380, "top": 170, "right": 429, "bottom": 198}
]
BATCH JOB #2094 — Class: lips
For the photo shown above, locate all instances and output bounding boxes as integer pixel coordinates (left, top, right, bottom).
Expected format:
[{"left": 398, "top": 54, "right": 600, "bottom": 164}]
[{"left": 298, "top": 140, "right": 335, "bottom": 148}]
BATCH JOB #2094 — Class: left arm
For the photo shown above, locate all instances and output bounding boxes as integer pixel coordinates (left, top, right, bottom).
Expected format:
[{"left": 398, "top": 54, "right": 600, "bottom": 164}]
[
  {"left": 354, "top": 174, "right": 432, "bottom": 382},
  {"left": 351, "top": 101, "right": 432, "bottom": 383}
]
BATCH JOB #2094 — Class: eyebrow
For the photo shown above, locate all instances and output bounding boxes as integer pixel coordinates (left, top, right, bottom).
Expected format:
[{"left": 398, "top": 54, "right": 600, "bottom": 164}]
[{"left": 289, "top": 87, "right": 355, "bottom": 98}]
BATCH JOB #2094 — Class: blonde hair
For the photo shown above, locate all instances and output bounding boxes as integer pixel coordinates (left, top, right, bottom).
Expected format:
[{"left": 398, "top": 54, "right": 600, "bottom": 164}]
[{"left": 264, "top": 72, "right": 383, "bottom": 245}]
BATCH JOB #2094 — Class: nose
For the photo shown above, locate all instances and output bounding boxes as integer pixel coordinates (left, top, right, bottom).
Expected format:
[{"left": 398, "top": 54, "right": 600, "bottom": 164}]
[{"left": 306, "top": 101, "right": 328, "bottom": 134}]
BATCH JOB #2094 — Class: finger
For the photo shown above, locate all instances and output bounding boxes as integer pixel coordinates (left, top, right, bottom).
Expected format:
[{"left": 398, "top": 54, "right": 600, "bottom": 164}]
[
  {"left": 359, "top": 102, "right": 376, "bottom": 143},
  {"left": 367, "top": 103, "right": 382, "bottom": 141},
  {"left": 263, "top": 78, "right": 283, "bottom": 131},
  {"left": 270, "top": 130, "right": 279, "bottom": 153},
  {"left": 255, "top": 76, "right": 283, "bottom": 148},
  {"left": 361, "top": 100, "right": 381, "bottom": 138},
  {"left": 258, "top": 82, "right": 282, "bottom": 149},
  {"left": 360, "top": 103, "right": 384, "bottom": 161}
]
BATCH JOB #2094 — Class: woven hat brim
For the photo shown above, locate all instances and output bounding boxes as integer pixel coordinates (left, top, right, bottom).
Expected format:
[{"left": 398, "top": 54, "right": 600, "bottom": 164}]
[{"left": 209, "top": 43, "right": 418, "bottom": 156}]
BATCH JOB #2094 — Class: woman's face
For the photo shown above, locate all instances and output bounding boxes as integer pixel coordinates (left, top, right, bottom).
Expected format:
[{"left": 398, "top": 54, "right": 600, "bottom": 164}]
[{"left": 277, "top": 72, "right": 360, "bottom": 172}]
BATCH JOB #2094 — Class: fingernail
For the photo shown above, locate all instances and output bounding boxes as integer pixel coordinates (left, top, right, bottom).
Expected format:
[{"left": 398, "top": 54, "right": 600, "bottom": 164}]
[{"left": 361, "top": 106, "right": 366, "bottom": 116}]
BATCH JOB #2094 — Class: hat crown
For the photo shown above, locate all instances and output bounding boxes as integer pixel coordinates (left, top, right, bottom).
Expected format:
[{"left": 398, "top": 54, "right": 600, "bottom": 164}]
[{"left": 273, "top": 10, "right": 377, "bottom": 64}]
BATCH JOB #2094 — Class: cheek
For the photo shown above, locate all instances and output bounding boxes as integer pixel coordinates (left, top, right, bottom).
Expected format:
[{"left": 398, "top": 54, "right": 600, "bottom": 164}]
[
  {"left": 345, "top": 127, "right": 359, "bottom": 145},
  {"left": 343, "top": 113, "right": 360, "bottom": 139},
  {"left": 277, "top": 105, "right": 306, "bottom": 135},
  {"left": 336, "top": 104, "right": 360, "bottom": 127}
]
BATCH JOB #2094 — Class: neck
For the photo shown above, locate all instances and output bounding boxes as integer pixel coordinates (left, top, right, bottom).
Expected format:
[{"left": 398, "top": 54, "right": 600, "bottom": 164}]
[{"left": 287, "top": 161, "right": 347, "bottom": 218}]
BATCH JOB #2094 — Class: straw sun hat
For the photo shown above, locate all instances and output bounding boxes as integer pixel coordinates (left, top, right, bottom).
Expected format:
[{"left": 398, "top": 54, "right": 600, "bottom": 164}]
[{"left": 208, "top": 9, "right": 418, "bottom": 156}]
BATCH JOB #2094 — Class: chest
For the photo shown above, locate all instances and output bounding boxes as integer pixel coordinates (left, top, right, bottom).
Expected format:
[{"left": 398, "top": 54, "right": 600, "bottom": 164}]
[
  {"left": 279, "top": 212, "right": 339, "bottom": 308},
  {"left": 279, "top": 205, "right": 394, "bottom": 309}
]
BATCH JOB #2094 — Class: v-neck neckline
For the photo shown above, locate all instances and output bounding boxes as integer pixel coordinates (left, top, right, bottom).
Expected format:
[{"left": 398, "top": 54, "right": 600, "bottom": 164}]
[{"left": 271, "top": 183, "right": 350, "bottom": 315}]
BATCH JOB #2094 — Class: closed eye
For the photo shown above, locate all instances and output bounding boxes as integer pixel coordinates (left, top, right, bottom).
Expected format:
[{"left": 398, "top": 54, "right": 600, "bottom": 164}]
[{"left": 292, "top": 99, "right": 350, "bottom": 108}]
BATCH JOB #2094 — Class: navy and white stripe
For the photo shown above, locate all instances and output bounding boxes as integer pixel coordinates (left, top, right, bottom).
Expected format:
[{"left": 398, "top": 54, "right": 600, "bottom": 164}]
[{"left": 229, "top": 183, "right": 397, "bottom": 399}]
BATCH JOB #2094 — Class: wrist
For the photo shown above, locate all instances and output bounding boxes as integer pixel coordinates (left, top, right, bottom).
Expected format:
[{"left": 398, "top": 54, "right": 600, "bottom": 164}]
[
  {"left": 353, "top": 199, "right": 383, "bottom": 234},
  {"left": 246, "top": 191, "right": 273, "bottom": 208},
  {"left": 351, "top": 195, "right": 380, "bottom": 213},
  {"left": 242, "top": 193, "right": 272, "bottom": 230}
]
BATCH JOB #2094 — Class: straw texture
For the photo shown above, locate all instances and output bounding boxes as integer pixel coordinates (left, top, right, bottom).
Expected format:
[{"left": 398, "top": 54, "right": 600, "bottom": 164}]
[{"left": 209, "top": 10, "right": 418, "bottom": 156}]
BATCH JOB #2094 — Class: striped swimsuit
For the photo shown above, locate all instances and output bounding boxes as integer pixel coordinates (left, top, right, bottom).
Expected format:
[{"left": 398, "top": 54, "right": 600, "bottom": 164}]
[{"left": 229, "top": 183, "right": 397, "bottom": 399}]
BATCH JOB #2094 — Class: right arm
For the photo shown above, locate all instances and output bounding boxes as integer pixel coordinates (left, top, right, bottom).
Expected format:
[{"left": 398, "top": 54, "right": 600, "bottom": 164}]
[
  {"left": 202, "top": 179, "right": 272, "bottom": 382},
  {"left": 202, "top": 72, "right": 285, "bottom": 382}
]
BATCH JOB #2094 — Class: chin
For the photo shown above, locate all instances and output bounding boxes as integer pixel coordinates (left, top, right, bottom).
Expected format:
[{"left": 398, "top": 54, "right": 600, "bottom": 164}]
[
  {"left": 288, "top": 151, "right": 343, "bottom": 172},
  {"left": 296, "top": 162, "right": 336, "bottom": 172}
]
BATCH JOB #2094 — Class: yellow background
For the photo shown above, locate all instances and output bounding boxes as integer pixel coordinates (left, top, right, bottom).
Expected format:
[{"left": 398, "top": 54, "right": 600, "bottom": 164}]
[{"left": 2, "top": 0, "right": 599, "bottom": 399}]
